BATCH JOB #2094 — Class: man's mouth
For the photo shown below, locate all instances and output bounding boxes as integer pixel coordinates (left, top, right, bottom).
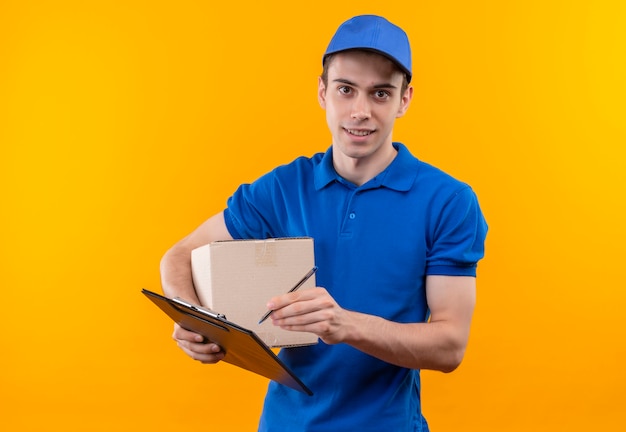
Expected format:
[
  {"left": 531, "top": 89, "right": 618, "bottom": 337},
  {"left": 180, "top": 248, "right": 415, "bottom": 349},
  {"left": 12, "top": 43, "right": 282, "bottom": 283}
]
[{"left": 346, "top": 128, "right": 374, "bottom": 137}]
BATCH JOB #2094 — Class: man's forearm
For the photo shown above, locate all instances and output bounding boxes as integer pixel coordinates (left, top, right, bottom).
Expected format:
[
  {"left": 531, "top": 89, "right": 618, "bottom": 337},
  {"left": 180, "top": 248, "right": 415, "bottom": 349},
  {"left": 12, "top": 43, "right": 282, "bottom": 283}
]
[
  {"left": 342, "top": 312, "right": 470, "bottom": 372},
  {"left": 160, "top": 244, "right": 200, "bottom": 304},
  {"left": 159, "top": 212, "right": 233, "bottom": 303}
]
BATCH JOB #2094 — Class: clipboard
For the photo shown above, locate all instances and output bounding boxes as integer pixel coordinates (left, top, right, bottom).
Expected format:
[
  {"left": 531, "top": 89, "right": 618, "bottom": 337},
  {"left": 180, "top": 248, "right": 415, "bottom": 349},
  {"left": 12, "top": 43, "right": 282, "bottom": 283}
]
[{"left": 141, "top": 289, "right": 312, "bottom": 395}]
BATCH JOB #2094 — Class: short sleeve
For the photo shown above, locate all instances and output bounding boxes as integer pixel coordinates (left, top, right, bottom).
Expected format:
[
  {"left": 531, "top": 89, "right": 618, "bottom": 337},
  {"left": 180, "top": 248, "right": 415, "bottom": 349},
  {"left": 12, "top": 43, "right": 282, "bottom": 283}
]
[
  {"left": 223, "top": 171, "right": 284, "bottom": 240},
  {"left": 426, "top": 186, "right": 488, "bottom": 277}
]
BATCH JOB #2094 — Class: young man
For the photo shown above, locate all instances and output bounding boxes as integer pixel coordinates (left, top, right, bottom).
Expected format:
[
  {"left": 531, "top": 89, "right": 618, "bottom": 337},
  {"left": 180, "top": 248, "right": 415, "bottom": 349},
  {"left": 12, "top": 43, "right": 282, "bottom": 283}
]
[{"left": 160, "top": 15, "right": 487, "bottom": 431}]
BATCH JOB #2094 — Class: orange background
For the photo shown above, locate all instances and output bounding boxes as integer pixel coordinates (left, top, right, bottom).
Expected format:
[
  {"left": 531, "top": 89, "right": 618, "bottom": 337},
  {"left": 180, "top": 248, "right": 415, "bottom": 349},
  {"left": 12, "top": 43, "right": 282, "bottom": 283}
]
[{"left": 1, "top": 1, "right": 625, "bottom": 430}]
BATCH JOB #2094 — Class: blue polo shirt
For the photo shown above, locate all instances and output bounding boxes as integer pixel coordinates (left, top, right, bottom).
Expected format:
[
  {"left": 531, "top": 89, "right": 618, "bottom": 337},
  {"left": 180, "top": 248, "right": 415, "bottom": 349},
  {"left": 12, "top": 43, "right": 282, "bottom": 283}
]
[{"left": 223, "top": 143, "right": 487, "bottom": 432}]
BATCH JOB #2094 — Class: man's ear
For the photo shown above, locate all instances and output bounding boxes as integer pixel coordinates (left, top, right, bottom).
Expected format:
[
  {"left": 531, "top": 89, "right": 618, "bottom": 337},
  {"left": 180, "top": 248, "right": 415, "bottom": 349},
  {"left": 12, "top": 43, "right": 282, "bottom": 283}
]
[
  {"left": 318, "top": 76, "right": 327, "bottom": 109},
  {"left": 396, "top": 85, "right": 413, "bottom": 118}
]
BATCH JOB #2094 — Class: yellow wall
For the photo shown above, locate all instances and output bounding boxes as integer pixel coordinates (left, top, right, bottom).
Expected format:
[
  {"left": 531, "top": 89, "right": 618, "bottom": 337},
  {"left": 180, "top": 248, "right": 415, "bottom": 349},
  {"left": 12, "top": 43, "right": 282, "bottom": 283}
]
[{"left": 1, "top": 1, "right": 625, "bottom": 430}]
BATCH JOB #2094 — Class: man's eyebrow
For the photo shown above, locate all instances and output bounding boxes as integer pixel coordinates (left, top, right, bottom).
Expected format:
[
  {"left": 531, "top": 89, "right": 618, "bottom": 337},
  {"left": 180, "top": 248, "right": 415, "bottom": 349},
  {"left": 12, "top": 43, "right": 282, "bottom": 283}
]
[{"left": 332, "top": 78, "right": 398, "bottom": 89}]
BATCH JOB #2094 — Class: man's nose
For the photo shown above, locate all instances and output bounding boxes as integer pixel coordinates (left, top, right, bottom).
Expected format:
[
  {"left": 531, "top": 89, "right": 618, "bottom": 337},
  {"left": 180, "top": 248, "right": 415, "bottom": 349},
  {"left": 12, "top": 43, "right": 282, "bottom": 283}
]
[{"left": 351, "top": 94, "right": 371, "bottom": 120}]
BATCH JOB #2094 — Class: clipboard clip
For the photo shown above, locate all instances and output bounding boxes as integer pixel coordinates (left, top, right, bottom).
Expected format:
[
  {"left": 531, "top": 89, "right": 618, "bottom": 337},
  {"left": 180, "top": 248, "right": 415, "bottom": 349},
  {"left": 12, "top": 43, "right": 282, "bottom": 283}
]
[{"left": 171, "top": 297, "right": 227, "bottom": 320}]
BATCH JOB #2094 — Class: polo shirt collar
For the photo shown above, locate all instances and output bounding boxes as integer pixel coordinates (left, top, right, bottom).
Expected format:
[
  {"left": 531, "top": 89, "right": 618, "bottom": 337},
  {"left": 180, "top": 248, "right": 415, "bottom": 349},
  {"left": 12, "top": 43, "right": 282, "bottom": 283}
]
[
  {"left": 314, "top": 142, "right": 419, "bottom": 192},
  {"left": 314, "top": 146, "right": 337, "bottom": 190}
]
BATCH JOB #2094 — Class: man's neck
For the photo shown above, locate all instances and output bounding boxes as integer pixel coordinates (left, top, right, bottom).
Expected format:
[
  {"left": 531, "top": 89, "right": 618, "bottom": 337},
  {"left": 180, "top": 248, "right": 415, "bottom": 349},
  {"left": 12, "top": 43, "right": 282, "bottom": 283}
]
[{"left": 332, "top": 145, "right": 398, "bottom": 187}]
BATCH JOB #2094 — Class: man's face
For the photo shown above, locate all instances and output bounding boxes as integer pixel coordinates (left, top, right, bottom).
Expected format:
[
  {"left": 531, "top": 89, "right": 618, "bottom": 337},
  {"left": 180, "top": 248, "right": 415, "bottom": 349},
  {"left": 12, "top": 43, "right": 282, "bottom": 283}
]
[{"left": 318, "top": 50, "right": 412, "bottom": 165}]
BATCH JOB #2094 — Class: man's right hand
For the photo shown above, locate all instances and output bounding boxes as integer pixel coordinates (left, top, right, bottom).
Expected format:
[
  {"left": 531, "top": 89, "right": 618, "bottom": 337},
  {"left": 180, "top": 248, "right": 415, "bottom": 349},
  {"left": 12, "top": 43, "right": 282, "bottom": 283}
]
[
  {"left": 160, "top": 212, "right": 233, "bottom": 364},
  {"left": 172, "top": 323, "right": 225, "bottom": 364}
]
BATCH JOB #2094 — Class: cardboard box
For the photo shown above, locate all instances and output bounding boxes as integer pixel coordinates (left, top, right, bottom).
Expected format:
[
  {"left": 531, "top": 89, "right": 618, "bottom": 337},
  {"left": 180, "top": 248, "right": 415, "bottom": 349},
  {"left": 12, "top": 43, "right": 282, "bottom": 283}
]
[{"left": 191, "top": 237, "right": 319, "bottom": 348}]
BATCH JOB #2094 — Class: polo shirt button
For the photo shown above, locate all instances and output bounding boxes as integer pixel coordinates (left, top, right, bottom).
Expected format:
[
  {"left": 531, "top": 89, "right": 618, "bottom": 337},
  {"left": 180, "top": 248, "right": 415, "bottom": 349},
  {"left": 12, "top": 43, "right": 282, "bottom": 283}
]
[{"left": 349, "top": 212, "right": 356, "bottom": 219}]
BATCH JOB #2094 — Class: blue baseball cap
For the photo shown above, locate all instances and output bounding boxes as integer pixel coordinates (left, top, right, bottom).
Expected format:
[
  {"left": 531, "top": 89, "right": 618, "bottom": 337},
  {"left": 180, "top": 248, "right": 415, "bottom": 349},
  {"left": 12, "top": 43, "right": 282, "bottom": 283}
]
[{"left": 323, "top": 15, "right": 412, "bottom": 82}]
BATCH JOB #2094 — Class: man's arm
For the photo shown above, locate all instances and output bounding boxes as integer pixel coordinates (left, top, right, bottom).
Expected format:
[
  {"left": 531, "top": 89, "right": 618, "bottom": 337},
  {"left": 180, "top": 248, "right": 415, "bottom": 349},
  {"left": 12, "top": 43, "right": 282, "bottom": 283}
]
[
  {"left": 160, "top": 211, "right": 233, "bottom": 363},
  {"left": 268, "top": 275, "right": 476, "bottom": 372},
  {"left": 160, "top": 212, "right": 233, "bottom": 301}
]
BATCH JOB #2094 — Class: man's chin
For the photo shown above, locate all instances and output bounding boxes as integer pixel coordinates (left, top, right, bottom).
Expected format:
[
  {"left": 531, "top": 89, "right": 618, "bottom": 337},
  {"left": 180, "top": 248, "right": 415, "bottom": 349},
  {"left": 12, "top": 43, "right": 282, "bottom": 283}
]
[{"left": 336, "top": 145, "right": 377, "bottom": 162}]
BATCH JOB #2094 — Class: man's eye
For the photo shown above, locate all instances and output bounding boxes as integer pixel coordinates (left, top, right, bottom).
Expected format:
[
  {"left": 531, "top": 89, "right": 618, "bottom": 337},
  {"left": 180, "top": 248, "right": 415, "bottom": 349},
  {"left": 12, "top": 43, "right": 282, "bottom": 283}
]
[
  {"left": 339, "top": 86, "right": 352, "bottom": 94},
  {"left": 375, "top": 90, "right": 390, "bottom": 99}
]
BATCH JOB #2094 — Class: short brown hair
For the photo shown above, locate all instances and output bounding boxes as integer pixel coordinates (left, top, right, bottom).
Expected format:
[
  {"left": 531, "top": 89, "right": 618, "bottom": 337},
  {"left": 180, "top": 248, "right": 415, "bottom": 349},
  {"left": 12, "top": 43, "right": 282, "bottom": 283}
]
[{"left": 320, "top": 51, "right": 410, "bottom": 96}]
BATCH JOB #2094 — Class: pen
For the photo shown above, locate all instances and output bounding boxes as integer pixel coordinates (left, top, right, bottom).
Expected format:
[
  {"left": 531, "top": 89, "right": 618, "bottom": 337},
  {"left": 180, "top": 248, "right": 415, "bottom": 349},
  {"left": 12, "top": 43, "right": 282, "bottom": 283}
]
[{"left": 258, "top": 266, "right": 318, "bottom": 324}]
